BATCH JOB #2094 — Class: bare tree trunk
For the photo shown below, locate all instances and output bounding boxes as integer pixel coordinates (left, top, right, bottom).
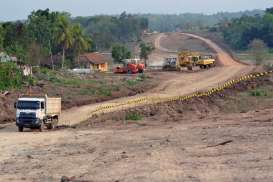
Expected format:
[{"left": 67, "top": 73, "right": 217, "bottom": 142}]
[
  {"left": 62, "top": 47, "right": 65, "bottom": 69},
  {"left": 144, "top": 58, "right": 147, "bottom": 68}
]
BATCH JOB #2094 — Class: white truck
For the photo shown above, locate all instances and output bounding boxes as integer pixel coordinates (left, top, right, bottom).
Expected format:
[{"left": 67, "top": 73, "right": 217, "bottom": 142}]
[{"left": 14, "top": 95, "right": 61, "bottom": 132}]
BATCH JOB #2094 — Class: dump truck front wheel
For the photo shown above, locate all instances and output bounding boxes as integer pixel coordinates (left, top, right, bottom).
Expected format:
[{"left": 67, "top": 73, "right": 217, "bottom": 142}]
[{"left": 18, "top": 126, "right": 24, "bottom": 132}]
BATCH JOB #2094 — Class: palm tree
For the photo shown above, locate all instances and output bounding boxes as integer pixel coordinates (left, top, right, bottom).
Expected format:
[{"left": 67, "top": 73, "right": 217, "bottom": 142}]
[
  {"left": 72, "top": 24, "right": 91, "bottom": 66},
  {"left": 55, "top": 15, "right": 73, "bottom": 69}
]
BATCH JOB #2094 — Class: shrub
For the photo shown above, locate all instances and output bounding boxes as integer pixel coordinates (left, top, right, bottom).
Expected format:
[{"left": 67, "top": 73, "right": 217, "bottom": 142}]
[
  {"left": 0, "top": 62, "right": 23, "bottom": 91},
  {"left": 98, "top": 87, "right": 112, "bottom": 96},
  {"left": 138, "top": 73, "right": 147, "bottom": 81},
  {"left": 27, "top": 76, "right": 37, "bottom": 86},
  {"left": 250, "top": 89, "right": 267, "bottom": 97},
  {"left": 125, "top": 112, "right": 143, "bottom": 121},
  {"left": 127, "top": 79, "right": 138, "bottom": 86}
]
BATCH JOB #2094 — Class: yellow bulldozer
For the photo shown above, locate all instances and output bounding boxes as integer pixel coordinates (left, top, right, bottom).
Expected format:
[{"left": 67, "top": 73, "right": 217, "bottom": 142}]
[{"left": 163, "top": 51, "right": 216, "bottom": 71}]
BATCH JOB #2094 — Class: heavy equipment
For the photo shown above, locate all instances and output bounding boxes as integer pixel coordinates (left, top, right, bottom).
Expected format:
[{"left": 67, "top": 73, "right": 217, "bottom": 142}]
[
  {"left": 163, "top": 51, "right": 216, "bottom": 71},
  {"left": 14, "top": 95, "right": 61, "bottom": 132},
  {"left": 114, "top": 59, "right": 145, "bottom": 74}
]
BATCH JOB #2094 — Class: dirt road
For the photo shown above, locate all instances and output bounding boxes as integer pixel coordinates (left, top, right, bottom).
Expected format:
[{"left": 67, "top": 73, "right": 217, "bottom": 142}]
[
  {"left": 60, "top": 33, "right": 252, "bottom": 126},
  {"left": 1, "top": 102, "right": 273, "bottom": 181}
]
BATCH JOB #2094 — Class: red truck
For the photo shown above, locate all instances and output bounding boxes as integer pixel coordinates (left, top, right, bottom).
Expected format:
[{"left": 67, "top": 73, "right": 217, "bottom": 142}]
[{"left": 114, "top": 59, "right": 145, "bottom": 74}]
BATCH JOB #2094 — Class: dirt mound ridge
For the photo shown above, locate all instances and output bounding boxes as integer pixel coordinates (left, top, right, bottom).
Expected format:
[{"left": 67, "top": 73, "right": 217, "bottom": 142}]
[{"left": 79, "top": 74, "right": 271, "bottom": 128}]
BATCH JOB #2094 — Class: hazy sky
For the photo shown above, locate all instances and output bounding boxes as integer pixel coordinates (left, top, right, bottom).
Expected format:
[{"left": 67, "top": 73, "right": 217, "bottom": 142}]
[{"left": 0, "top": 0, "right": 272, "bottom": 21}]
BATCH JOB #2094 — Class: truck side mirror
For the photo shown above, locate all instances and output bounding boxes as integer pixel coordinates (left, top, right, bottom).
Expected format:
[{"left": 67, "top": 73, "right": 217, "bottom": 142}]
[
  {"left": 14, "top": 102, "right": 17, "bottom": 109},
  {"left": 41, "top": 102, "right": 45, "bottom": 109}
]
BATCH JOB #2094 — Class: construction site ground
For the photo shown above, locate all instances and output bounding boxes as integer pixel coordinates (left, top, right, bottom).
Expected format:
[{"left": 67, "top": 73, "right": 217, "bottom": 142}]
[
  {"left": 1, "top": 32, "right": 271, "bottom": 181},
  {"left": 1, "top": 75, "right": 273, "bottom": 181}
]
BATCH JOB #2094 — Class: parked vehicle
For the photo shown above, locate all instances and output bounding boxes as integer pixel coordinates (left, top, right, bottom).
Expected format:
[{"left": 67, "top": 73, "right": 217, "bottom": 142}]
[
  {"left": 114, "top": 59, "right": 145, "bottom": 74},
  {"left": 163, "top": 51, "right": 216, "bottom": 71},
  {"left": 14, "top": 95, "right": 61, "bottom": 132}
]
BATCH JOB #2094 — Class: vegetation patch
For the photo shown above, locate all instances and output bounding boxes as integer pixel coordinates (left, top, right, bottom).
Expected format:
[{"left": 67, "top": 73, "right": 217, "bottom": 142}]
[
  {"left": 125, "top": 112, "right": 143, "bottom": 121},
  {"left": 249, "top": 86, "right": 273, "bottom": 97},
  {"left": 0, "top": 62, "right": 23, "bottom": 91},
  {"left": 126, "top": 74, "right": 147, "bottom": 87}
]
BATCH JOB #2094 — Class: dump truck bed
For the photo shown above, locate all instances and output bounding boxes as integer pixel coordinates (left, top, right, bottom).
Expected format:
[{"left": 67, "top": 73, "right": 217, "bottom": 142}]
[
  {"left": 46, "top": 97, "right": 61, "bottom": 116},
  {"left": 197, "top": 58, "right": 215, "bottom": 65}
]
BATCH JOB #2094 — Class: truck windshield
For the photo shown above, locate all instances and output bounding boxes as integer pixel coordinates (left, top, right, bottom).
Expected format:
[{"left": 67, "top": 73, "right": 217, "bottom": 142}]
[{"left": 17, "top": 101, "right": 40, "bottom": 110}]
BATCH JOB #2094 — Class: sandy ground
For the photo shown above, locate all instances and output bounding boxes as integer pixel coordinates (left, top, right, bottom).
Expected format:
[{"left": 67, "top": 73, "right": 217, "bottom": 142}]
[{"left": 1, "top": 107, "right": 273, "bottom": 181}]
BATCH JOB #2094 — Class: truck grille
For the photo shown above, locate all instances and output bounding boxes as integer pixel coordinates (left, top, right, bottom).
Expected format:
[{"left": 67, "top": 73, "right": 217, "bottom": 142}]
[{"left": 19, "top": 113, "right": 36, "bottom": 123}]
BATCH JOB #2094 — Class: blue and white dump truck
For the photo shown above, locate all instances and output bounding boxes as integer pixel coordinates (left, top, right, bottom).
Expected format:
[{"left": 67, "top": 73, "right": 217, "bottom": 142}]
[{"left": 14, "top": 95, "right": 61, "bottom": 132}]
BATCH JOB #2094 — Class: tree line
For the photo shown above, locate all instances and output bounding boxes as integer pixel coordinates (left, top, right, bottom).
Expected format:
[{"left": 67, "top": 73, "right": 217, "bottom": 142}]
[
  {"left": 0, "top": 9, "right": 91, "bottom": 68},
  {"left": 218, "top": 8, "right": 273, "bottom": 50},
  {"left": 140, "top": 10, "right": 264, "bottom": 32},
  {"left": 73, "top": 12, "right": 148, "bottom": 50}
]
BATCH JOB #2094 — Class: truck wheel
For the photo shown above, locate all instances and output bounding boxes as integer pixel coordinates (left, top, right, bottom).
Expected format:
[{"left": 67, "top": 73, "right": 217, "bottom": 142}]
[
  {"left": 39, "top": 122, "right": 44, "bottom": 132},
  {"left": 18, "top": 126, "right": 24, "bottom": 132},
  {"left": 47, "top": 118, "right": 58, "bottom": 130},
  {"left": 54, "top": 118, "right": 59, "bottom": 128},
  {"left": 187, "top": 66, "right": 193, "bottom": 71},
  {"left": 46, "top": 124, "right": 53, "bottom": 130}
]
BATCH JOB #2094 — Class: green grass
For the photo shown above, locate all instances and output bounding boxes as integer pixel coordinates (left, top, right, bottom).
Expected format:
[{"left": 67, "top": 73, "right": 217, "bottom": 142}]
[
  {"left": 248, "top": 86, "right": 273, "bottom": 98},
  {"left": 250, "top": 89, "right": 267, "bottom": 97},
  {"left": 79, "top": 88, "right": 96, "bottom": 95},
  {"left": 97, "top": 86, "right": 112, "bottom": 96},
  {"left": 126, "top": 74, "right": 147, "bottom": 87},
  {"left": 37, "top": 68, "right": 97, "bottom": 87},
  {"left": 235, "top": 51, "right": 273, "bottom": 63},
  {"left": 125, "top": 112, "right": 143, "bottom": 121},
  {"left": 127, "top": 79, "right": 138, "bottom": 86}
]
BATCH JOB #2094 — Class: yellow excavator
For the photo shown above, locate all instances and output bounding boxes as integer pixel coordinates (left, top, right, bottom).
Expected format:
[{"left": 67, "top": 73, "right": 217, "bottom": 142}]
[{"left": 163, "top": 51, "right": 216, "bottom": 71}]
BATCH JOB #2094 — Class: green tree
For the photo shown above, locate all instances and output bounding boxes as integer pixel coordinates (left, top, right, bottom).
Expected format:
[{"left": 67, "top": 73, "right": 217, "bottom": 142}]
[
  {"left": 219, "top": 7, "right": 273, "bottom": 50},
  {"left": 2, "top": 22, "right": 29, "bottom": 62},
  {"left": 249, "top": 39, "right": 268, "bottom": 65},
  {"left": 27, "top": 9, "right": 61, "bottom": 69},
  {"left": 73, "top": 13, "right": 148, "bottom": 50},
  {"left": 72, "top": 24, "right": 91, "bottom": 66},
  {"left": 55, "top": 15, "right": 74, "bottom": 68},
  {"left": 111, "top": 44, "right": 131, "bottom": 64},
  {"left": 139, "top": 42, "right": 154, "bottom": 67},
  {"left": 26, "top": 41, "right": 45, "bottom": 66},
  {"left": 266, "top": 7, "right": 273, "bottom": 14},
  {"left": 0, "top": 24, "right": 5, "bottom": 51}
]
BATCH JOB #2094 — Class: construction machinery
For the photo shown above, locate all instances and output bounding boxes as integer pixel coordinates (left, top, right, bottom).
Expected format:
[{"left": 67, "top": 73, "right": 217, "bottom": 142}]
[
  {"left": 163, "top": 51, "right": 216, "bottom": 71},
  {"left": 14, "top": 95, "right": 61, "bottom": 132},
  {"left": 114, "top": 59, "right": 145, "bottom": 74}
]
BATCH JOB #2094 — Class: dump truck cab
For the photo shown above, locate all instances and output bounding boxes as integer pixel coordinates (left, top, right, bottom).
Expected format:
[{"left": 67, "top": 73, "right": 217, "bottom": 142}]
[
  {"left": 15, "top": 95, "right": 61, "bottom": 132},
  {"left": 16, "top": 97, "right": 45, "bottom": 130}
]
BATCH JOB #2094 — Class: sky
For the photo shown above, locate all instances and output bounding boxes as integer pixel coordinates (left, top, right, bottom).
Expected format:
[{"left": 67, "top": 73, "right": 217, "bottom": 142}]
[{"left": 0, "top": 0, "right": 272, "bottom": 21}]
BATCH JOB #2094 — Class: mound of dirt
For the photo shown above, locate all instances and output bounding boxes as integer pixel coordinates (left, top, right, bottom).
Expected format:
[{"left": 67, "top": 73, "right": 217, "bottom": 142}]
[
  {"left": 0, "top": 92, "right": 19, "bottom": 124},
  {"left": 161, "top": 33, "right": 212, "bottom": 53},
  {"left": 79, "top": 74, "right": 272, "bottom": 128}
]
